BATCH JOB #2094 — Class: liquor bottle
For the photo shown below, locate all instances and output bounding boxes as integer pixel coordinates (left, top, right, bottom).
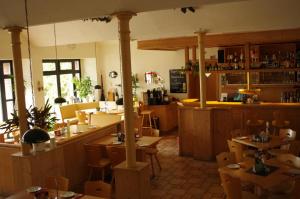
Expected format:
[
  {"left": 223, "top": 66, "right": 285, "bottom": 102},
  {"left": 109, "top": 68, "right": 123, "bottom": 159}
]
[
  {"left": 265, "top": 121, "right": 270, "bottom": 136},
  {"left": 240, "top": 50, "right": 244, "bottom": 69},
  {"left": 115, "top": 90, "right": 119, "bottom": 101}
]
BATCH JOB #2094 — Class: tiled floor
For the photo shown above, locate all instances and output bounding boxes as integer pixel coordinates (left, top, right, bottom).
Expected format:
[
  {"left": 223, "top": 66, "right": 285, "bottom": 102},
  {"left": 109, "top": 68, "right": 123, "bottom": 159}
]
[{"left": 150, "top": 135, "right": 224, "bottom": 199}]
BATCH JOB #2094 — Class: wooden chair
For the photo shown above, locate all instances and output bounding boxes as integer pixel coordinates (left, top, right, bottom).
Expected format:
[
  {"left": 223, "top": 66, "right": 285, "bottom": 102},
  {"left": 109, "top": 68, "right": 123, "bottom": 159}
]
[
  {"left": 76, "top": 110, "right": 87, "bottom": 125},
  {"left": 245, "top": 112, "right": 265, "bottom": 135},
  {"left": 289, "top": 140, "right": 300, "bottom": 157},
  {"left": 134, "top": 114, "right": 143, "bottom": 138},
  {"left": 227, "top": 140, "right": 253, "bottom": 162},
  {"left": 230, "top": 129, "right": 248, "bottom": 138},
  {"left": 84, "top": 180, "right": 111, "bottom": 198},
  {"left": 106, "top": 146, "right": 126, "bottom": 167},
  {"left": 277, "top": 153, "right": 300, "bottom": 168},
  {"left": 84, "top": 144, "right": 111, "bottom": 180},
  {"left": 45, "top": 176, "right": 69, "bottom": 191},
  {"left": 139, "top": 101, "right": 157, "bottom": 136},
  {"left": 221, "top": 173, "right": 258, "bottom": 199},
  {"left": 268, "top": 129, "right": 297, "bottom": 156},
  {"left": 272, "top": 111, "right": 290, "bottom": 135},
  {"left": 216, "top": 152, "right": 236, "bottom": 168}
]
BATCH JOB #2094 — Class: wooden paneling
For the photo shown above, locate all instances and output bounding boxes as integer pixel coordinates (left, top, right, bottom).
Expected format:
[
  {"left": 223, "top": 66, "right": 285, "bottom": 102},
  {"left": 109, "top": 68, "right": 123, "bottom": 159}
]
[
  {"left": 0, "top": 144, "right": 19, "bottom": 196},
  {"left": 8, "top": 124, "right": 119, "bottom": 195},
  {"left": 178, "top": 104, "right": 300, "bottom": 160},
  {"left": 187, "top": 73, "right": 218, "bottom": 100},
  {"left": 178, "top": 107, "right": 194, "bottom": 156},
  {"left": 144, "top": 103, "right": 178, "bottom": 132},
  {"left": 138, "top": 28, "right": 300, "bottom": 50},
  {"left": 213, "top": 108, "right": 233, "bottom": 155},
  {"left": 193, "top": 108, "right": 213, "bottom": 160}
]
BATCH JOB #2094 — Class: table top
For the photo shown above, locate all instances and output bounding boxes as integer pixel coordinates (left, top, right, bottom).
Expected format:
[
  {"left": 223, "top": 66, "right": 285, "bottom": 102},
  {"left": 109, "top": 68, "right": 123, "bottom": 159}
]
[
  {"left": 232, "top": 135, "right": 288, "bottom": 150},
  {"left": 6, "top": 189, "right": 104, "bottom": 199},
  {"left": 218, "top": 158, "right": 294, "bottom": 190},
  {"left": 91, "top": 135, "right": 162, "bottom": 148}
]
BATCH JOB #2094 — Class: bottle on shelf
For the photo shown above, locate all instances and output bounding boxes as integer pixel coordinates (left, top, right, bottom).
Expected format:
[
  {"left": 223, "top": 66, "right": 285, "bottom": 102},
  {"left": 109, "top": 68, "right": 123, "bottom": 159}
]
[{"left": 115, "top": 89, "right": 119, "bottom": 101}]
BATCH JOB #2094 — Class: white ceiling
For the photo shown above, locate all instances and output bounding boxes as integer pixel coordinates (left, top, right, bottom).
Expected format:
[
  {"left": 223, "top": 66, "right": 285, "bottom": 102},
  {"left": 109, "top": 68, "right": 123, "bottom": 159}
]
[{"left": 1, "top": 0, "right": 300, "bottom": 47}]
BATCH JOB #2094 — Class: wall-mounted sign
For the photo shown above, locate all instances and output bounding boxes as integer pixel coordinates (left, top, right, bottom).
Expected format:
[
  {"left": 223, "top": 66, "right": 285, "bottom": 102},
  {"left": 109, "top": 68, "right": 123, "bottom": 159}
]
[{"left": 169, "top": 69, "right": 187, "bottom": 93}]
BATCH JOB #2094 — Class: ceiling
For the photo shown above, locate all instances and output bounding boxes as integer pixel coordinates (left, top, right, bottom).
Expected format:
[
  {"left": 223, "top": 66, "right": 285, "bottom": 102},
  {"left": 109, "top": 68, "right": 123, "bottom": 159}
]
[{"left": 1, "top": 0, "right": 300, "bottom": 47}]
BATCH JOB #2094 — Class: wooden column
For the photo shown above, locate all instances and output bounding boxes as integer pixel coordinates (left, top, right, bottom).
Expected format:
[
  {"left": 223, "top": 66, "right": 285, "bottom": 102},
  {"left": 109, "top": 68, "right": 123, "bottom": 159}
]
[
  {"left": 192, "top": 46, "right": 197, "bottom": 63},
  {"left": 184, "top": 47, "right": 189, "bottom": 64},
  {"left": 6, "top": 26, "right": 29, "bottom": 154},
  {"left": 196, "top": 30, "right": 207, "bottom": 108},
  {"left": 114, "top": 12, "right": 151, "bottom": 199},
  {"left": 116, "top": 12, "right": 136, "bottom": 168}
]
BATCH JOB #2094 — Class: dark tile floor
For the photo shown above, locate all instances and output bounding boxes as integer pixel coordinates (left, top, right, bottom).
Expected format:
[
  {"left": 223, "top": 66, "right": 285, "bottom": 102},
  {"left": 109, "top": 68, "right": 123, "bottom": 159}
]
[{"left": 150, "top": 135, "right": 224, "bottom": 199}]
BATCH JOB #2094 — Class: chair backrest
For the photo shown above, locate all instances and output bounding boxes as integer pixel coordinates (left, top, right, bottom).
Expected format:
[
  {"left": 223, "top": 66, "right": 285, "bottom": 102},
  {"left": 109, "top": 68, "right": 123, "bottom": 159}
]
[
  {"left": 279, "top": 129, "right": 296, "bottom": 140},
  {"left": 134, "top": 115, "right": 143, "bottom": 137},
  {"left": 221, "top": 174, "right": 242, "bottom": 199},
  {"left": 76, "top": 111, "right": 87, "bottom": 124},
  {"left": 216, "top": 152, "right": 236, "bottom": 168},
  {"left": 84, "top": 180, "right": 111, "bottom": 198},
  {"left": 77, "top": 102, "right": 99, "bottom": 110},
  {"left": 106, "top": 146, "right": 126, "bottom": 167},
  {"left": 230, "top": 129, "right": 247, "bottom": 138},
  {"left": 290, "top": 140, "right": 300, "bottom": 157},
  {"left": 90, "top": 114, "right": 122, "bottom": 127},
  {"left": 84, "top": 144, "right": 103, "bottom": 166},
  {"left": 277, "top": 153, "right": 300, "bottom": 169},
  {"left": 227, "top": 140, "right": 244, "bottom": 162},
  {"left": 45, "top": 176, "right": 69, "bottom": 191},
  {"left": 60, "top": 104, "right": 77, "bottom": 121}
]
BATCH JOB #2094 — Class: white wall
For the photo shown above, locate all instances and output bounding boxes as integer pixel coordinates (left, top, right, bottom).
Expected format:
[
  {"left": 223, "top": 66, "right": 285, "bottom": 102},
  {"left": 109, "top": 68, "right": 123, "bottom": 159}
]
[
  {"left": 98, "top": 41, "right": 189, "bottom": 100},
  {"left": 0, "top": 29, "right": 218, "bottom": 110}
]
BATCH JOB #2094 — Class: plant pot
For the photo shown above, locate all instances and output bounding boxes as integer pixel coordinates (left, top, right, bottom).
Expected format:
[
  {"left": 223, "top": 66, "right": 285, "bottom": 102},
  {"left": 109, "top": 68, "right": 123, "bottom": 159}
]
[{"left": 32, "top": 143, "right": 46, "bottom": 152}]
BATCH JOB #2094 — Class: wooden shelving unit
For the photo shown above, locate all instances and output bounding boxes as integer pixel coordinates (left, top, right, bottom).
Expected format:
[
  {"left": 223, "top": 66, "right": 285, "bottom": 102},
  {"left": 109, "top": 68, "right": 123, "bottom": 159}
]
[{"left": 207, "top": 67, "right": 300, "bottom": 74}]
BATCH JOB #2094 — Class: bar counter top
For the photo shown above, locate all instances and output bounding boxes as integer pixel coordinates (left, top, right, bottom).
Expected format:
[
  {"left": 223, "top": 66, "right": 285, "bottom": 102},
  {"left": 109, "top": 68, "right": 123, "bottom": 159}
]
[{"left": 181, "top": 100, "right": 300, "bottom": 108}]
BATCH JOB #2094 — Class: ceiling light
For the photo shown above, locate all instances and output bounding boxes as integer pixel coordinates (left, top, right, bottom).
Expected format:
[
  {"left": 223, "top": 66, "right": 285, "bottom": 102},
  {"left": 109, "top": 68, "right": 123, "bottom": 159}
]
[
  {"left": 180, "top": 7, "right": 196, "bottom": 14},
  {"left": 83, "top": 16, "right": 112, "bottom": 23},
  {"left": 181, "top": 7, "right": 187, "bottom": 13},
  {"left": 188, "top": 7, "right": 195, "bottom": 12}
]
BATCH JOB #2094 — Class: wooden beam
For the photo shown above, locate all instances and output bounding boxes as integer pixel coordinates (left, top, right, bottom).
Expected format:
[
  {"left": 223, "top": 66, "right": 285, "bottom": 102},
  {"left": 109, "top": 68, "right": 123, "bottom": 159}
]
[{"left": 137, "top": 28, "right": 300, "bottom": 50}]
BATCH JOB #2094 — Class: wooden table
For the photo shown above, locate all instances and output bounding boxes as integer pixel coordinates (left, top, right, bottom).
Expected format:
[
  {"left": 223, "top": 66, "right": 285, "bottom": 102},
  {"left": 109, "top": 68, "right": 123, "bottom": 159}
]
[
  {"left": 92, "top": 135, "right": 162, "bottom": 148},
  {"left": 232, "top": 135, "right": 288, "bottom": 150},
  {"left": 218, "top": 158, "right": 294, "bottom": 191},
  {"left": 6, "top": 189, "right": 104, "bottom": 199}
]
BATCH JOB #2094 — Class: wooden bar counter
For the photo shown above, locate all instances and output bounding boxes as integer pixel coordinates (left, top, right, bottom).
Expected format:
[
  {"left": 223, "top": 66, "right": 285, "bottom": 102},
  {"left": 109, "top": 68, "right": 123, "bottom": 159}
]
[
  {"left": 144, "top": 102, "right": 178, "bottom": 133},
  {"left": 0, "top": 121, "right": 123, "bottom": 196},
  {"left": 178, "top": 101, "right": 300, "bottom": 161}
]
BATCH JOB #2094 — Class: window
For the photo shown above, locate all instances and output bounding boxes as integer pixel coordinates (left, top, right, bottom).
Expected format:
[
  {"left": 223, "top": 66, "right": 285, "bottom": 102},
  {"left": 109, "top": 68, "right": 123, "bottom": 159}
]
[
  {"left": 43, "top": 59, "right": 81, "bottom": 105},
  {"left": 0, "top": 61, "right": 15, "bottom": 121}
]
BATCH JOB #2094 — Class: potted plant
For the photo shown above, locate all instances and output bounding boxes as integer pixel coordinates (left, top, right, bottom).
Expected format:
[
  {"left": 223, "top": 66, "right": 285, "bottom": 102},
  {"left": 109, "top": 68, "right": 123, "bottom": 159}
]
[
  {"left": 0, "top": 99, "right": 57, "bottom": 136},
  {"left": 73, "top": 77, "right": 93, "bottom": 102}
]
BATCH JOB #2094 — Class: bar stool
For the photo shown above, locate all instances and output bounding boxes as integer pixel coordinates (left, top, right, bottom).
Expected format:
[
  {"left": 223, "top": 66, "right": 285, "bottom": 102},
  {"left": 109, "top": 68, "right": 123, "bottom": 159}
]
[
  {"left": 246, "top": 119, "right": 264, "bottom": 135},
  {"left": 272, "top": 111, "right": 290, "bottom": 135},
  {"left": 139, "top": 101, "right": 157, "bottom": 136}
]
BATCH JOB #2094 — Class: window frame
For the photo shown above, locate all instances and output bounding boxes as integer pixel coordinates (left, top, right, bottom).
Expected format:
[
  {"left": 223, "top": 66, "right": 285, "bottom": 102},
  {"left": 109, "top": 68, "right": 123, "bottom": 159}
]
[
  {"left": 42, "top": 59, "right": 81, "bottom": 99},
  {"left": 0, "top": 60, "right": 15, "bottom": 121}
]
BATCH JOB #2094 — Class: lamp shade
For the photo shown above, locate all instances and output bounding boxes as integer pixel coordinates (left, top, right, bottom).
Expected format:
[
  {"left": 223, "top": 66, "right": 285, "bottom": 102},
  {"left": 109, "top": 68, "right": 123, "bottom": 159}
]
[
  {"left": 54, "top": 96, "right": 66, "bottom": 104},
  {"left": 22, "top": 127, "right": 50, "bottom": 144},
  {"left": 116, "top": 98, "right": 123, "bottom": 105},
  {"left": 94, "top": 85, "right": 101, "bottom": 89}
]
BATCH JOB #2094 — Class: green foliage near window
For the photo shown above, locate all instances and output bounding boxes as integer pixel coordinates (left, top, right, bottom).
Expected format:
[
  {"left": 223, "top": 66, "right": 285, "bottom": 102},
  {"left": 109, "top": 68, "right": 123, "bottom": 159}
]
[
  {"left": 72, "top": 76, "right": 93, "bottom": 100},
  {"left": 0, "top": 99, "right": 57, "bottom": 133}
]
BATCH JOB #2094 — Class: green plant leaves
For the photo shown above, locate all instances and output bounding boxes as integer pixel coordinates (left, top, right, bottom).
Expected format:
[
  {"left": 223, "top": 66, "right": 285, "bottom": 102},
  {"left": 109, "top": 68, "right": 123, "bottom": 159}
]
[
  {"left": 73, "top": 77, "right": 93, "bottom": 99},
  {"left": 0, "top": 99, "right": 57, "bottom": 133}
]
